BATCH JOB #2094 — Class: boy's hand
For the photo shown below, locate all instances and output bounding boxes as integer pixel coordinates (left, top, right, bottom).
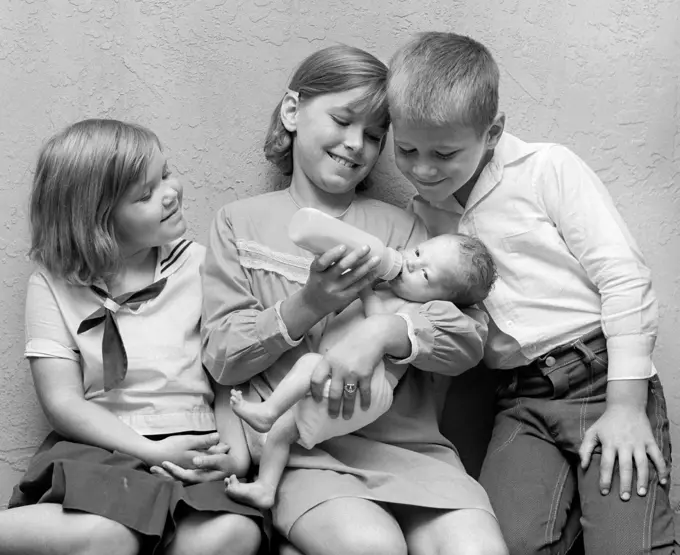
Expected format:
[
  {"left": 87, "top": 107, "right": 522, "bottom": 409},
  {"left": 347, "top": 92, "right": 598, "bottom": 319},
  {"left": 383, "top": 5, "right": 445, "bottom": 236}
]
[{"left": 579, "top": 404, "right": 668, "bottom": 501}]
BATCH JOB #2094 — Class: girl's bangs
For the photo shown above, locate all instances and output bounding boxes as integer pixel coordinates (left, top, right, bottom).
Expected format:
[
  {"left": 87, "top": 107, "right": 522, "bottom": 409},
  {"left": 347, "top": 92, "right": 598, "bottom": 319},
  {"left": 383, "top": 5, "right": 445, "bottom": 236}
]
[{"left": 347, "top": 85, "right": 390, "bottom": 129}]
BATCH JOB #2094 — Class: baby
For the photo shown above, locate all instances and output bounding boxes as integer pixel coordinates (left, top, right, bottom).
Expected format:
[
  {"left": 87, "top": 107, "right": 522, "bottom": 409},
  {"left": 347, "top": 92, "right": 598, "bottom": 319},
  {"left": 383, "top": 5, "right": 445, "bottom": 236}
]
[{"left": 226, "top": 233, "right": 497, "bottom": 509}]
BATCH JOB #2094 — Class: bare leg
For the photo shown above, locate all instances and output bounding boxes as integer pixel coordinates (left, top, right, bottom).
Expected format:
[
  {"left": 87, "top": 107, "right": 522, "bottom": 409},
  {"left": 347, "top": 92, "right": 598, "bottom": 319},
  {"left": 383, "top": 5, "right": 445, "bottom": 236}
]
[
  {"left": 287, "top": 497, "right": 407, "bottom": 555},
  {"left": 231, "top": 353, "right": 323, "bottom": 433},
  {"left": 391, "top": 505, "right": 508, "bottom": 555},
  {"left": 167, "top": 511, "right": 261, "bottom": 555},
  {"left": 225, "top": 409, "right": 299, "bottom": 510},
  {"left": 0, "top": 503, "right": 141, "bottom": 555}
]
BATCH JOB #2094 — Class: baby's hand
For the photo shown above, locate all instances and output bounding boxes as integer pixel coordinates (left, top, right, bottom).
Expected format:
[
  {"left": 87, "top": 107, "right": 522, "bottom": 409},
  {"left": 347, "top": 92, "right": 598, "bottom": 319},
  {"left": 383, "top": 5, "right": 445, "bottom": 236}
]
[{"left": 359, "top": 287, "right": 386, "bottom": 317}]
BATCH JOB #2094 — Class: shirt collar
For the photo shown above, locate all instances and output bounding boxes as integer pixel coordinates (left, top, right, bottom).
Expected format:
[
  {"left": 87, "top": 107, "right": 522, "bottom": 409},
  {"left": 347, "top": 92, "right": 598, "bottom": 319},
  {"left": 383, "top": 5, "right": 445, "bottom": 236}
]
[
  {"left": 157, "top": 238, "right": 194, "bottom": 280},
  {"left": 89, "top": 238, "right": 193, "bottom": 293},
  {"left": 428, "top": 133, "right": 543, "bottom": 214}
]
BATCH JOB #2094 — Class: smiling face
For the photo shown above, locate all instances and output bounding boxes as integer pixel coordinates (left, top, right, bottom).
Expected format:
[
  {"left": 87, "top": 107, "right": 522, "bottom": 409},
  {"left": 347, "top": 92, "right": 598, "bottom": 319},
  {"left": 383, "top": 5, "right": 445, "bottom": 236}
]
[
  {"left": 392, "top": 118, "right": 501, "bottom": 204},
  {"left": 283, "top": 87, "right": 388, "bottom": 198},
  {"left": 112, "top": 146, "right": 186, "bottom": 257},
  {"left": 389, "top": 235, "right": 464, "bottom": 303}
]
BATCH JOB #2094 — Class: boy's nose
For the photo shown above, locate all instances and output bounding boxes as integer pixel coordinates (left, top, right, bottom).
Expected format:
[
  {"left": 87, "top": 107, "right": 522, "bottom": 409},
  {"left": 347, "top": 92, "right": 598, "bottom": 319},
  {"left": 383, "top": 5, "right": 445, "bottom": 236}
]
[{"left": 412, "top": 164, "right": 438, "bottom": 180}]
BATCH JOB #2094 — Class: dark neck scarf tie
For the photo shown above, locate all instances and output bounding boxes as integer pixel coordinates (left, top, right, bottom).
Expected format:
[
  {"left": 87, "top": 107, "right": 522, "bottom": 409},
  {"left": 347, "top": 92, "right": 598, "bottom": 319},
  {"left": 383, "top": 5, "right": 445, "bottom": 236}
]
[{"left": 77, "top": 278, "right": 167, "bottom": 391}]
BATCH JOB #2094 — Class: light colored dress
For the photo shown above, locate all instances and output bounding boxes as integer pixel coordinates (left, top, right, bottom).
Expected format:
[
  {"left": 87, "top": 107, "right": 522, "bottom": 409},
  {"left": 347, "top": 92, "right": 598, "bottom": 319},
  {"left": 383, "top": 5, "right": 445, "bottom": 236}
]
[{"left": 201, "top": 189, "right": 495, "bottom": 536}]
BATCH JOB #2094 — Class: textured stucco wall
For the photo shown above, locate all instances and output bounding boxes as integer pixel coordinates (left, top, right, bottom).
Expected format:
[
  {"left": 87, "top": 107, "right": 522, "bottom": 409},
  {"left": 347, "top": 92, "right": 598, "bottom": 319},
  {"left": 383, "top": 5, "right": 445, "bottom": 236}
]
[{"left": 1, "top": 0, "right": 678, "bottom": 517}]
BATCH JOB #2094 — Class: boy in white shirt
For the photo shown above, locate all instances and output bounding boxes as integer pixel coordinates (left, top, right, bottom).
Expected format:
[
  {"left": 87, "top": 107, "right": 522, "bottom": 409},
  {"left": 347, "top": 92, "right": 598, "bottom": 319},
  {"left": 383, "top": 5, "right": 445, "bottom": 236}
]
[{"left": 386, "top": 31, "right": 676, "bottom": 554}]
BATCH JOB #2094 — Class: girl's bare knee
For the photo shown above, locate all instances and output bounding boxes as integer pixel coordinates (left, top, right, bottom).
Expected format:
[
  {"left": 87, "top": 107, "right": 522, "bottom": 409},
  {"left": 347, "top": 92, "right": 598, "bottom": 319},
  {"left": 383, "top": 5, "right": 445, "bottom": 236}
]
[
  {"left": 466, "top": 539, "right": 509, "bottom": 555},
  {"left": 336, "top": 528, "right": 407, "bottom": 555},
  {"left": 171, "top": 513, "right": 261, "bottom": 555},
  {"left": 82, "top": 516, "right": 140, "bottom": 555},
  {"left": 217, "top": 516, "right": 261, "bottom": 555},
  {"left": 448, "top": 533, "right": 508, "bottom": 555}
]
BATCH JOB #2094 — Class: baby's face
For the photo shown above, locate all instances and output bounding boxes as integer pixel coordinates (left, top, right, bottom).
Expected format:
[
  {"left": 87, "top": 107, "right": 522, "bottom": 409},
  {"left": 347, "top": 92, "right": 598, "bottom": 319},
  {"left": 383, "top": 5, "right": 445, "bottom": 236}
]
[{"left": 389, "top": 236, "right": 461, "bottom": 303}]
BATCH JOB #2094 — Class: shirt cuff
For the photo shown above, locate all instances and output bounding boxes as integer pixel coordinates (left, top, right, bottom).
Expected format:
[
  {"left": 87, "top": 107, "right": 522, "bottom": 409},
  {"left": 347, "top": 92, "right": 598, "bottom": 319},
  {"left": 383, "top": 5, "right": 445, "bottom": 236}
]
[
  {"left": 273, "top": 300, "right": 303, "bottom": 348},
  {"left": 384, "top": 312, "right": 418, "bottom": 365},
  {"left": 606, "top": 334, "right": 656, "bottom": 380},
  {"left": 25, "top": 339, "right": 80, "bottom": 361}
]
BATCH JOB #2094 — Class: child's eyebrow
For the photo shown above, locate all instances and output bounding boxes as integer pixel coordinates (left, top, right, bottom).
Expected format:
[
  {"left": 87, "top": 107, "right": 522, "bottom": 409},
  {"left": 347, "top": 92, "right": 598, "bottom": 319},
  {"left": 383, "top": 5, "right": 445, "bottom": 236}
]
[{"left": 136, "top": 159, "right": 167, "bottom": 191}]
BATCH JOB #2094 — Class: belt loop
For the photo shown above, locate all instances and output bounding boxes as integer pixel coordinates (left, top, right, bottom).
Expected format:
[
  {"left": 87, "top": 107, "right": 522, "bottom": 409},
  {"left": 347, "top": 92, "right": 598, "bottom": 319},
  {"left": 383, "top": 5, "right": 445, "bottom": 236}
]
[
  {"left": 572, "top": 340, "right": 596, "bottom": 364},
  {"left": 549, "top": 368, "right": 569, "bottom": 398}
]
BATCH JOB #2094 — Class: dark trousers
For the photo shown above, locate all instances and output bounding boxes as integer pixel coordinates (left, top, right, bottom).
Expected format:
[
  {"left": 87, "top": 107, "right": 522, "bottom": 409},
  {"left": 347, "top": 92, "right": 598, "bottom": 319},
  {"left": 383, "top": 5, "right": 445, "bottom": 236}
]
[{"left": 475, "top": 333, "right": 676, "bottom": 555}]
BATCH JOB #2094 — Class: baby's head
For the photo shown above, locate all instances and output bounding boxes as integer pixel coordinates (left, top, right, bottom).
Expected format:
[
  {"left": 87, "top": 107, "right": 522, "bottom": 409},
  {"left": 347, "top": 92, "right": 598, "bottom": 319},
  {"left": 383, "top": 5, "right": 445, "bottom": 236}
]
[
  {"left": 387, "top": 32, "right": 504, "bottom": 204},
  {"left": 389, "top": 234, "right": 497, "bottom": 307}
]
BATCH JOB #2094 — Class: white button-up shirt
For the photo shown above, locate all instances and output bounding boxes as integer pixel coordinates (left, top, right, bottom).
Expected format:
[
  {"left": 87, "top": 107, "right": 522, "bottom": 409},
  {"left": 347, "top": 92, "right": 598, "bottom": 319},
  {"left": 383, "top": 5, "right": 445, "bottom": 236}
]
[{"left": 410, "top": 133, "right": 657, "bottom": 380}]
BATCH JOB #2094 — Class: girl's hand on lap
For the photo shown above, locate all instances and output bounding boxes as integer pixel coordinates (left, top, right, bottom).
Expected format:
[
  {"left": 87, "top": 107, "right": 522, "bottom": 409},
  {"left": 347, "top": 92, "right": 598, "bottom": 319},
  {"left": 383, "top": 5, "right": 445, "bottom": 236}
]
[
  {"left": 150, "top": 441, "right": 251, "bottom": 483},
  {"left": 301, "top": 244, "right": 380, "bottom": 318},
  {"left": 149, "top": 432, "right": 221, "bottom": 468}
]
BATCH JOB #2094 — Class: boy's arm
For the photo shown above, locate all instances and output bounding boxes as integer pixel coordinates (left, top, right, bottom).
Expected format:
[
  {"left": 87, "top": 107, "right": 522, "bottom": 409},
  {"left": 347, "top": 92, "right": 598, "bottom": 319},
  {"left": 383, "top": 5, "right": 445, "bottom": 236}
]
[
  {"left": 540, "top": 145, "right": 668, "bottom": 497},
  {"left": 541, "top": 145, "right": 656, "bottom": 381}
]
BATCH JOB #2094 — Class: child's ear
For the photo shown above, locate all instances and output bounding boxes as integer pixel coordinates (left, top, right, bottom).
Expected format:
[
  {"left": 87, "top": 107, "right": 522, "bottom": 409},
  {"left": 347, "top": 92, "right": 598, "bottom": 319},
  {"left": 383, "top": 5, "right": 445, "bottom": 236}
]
[
  {"left": 486, "top": 112, "right": 505, "bottom": 149},
  {"left": 280, "top": 91, "right": 300, "bottom": 132}
]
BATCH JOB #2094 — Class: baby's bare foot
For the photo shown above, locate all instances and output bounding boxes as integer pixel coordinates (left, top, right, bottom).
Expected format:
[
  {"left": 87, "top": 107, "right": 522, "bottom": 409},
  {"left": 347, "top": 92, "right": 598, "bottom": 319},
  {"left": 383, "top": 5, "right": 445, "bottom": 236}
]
[
  {"left": 230, "top": 389, "right": 277, "bottom": 432},
  {"left": 225, "top": 475, "right": 276, "bottom": 510}
]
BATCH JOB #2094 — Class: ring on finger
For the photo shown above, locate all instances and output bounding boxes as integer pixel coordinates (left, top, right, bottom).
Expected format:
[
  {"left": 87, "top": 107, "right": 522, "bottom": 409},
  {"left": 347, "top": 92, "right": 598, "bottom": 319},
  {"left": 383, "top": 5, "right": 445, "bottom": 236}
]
[{"left": 343, "top": 383, "right": 357, "bottom": 397}]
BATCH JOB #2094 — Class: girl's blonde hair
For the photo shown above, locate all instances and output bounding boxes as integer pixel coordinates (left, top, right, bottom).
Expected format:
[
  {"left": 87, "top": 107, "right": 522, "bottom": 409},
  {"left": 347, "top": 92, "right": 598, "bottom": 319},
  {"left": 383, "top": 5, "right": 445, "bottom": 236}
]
[
  {"left": 264, "top": 44, "right": 390, "bottom": 187},
  {"left": 29, "top": 119, "right": 160, "bottom": 284}
]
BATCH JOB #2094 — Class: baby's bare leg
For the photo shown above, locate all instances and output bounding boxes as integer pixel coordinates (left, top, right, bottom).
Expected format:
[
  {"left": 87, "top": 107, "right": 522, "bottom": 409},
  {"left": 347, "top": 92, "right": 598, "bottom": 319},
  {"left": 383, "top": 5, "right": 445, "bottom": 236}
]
[
  {"left": 225, "top": 410, "right": 299, "bottom": 510},
  {"left": 231, "top": 353, "right": 323, "bottom": 433}
]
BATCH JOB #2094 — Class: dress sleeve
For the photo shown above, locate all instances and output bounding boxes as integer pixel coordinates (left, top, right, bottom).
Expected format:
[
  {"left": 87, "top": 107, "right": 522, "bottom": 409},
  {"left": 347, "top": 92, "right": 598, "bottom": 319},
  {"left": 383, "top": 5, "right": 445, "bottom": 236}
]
[
  {"left": 389, "top": 214, "right": 488, "bottom": 375},
  {"left": 24, "top": 272, "right": 79, "bottom": 361},
  {"left": 201, "top": 206, "right": 302, "bottom": 386}
]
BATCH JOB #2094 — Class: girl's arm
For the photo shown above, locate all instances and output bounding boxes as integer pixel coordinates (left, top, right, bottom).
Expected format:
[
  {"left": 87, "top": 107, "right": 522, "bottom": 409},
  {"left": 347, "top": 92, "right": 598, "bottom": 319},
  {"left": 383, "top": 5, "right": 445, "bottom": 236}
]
[
  {"left": 201, "top": 205, "right": 377, "bottom": 385},
  {"left": 209, "top": 384, "right": 251, "bottom": 477},
  {"left": 25, "top": 273, "right": 219, "bottom": 468},
  {"left": 30, "top": 357, "right": 218, "bottom": 468},
  {"left": 153, "top": 385, "right": 252, "bottom": 483}
]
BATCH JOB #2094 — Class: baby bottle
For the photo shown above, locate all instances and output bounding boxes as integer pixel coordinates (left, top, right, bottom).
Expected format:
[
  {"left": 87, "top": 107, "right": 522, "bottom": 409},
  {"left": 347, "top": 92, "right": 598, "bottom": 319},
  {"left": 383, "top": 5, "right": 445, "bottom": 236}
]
[{"left": 288, "top": 207, "right": 403, "bottom": 281}]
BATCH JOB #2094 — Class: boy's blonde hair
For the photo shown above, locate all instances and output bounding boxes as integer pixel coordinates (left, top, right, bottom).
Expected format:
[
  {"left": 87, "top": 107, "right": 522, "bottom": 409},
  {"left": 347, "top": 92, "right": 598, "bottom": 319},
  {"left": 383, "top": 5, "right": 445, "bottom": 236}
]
[
  {"left": 388, "top": 32, "right": 499, "bottom": 136},
  {"left": 29, "top": 119, "right": 161, "bottom": 285}
]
